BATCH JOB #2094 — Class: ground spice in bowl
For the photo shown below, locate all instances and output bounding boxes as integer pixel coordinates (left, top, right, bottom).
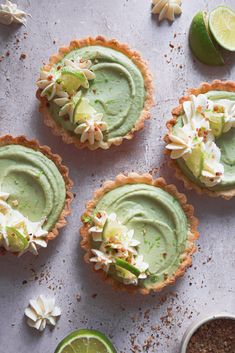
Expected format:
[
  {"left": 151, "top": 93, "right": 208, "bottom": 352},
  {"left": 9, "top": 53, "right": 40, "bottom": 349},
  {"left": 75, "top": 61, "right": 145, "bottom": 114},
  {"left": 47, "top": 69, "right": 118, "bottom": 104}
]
[{"left": 186, "top": 318, "right": 235, "bottom": 353}]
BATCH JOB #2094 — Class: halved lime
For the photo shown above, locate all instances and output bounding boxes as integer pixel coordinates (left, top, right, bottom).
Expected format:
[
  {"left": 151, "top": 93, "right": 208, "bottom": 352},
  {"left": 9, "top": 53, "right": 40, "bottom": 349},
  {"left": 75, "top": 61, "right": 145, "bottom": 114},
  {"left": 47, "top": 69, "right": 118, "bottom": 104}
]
[
  {"left": 209, "top": 6, "right": 235, "bottom": 52},
  {"left": 115, "top": 258, "right": 140, "bottom": 277},
  {"left": 6, "top": 226, "right": 28, "bottom": 252},
  {"left": 185, "top": 144, "right": 204, "bottom": 178},
  {"left": 73, "top": 98, "right": 96, "bottom": 123},
  {"left": 54, "top": 329, "right": 117, "bottom": 353},
  {"left": 208, "top": 113, "right": 225, "bottom": 137},
  {"left": 102, "top": 218, "right": 126, "bottom": 242},
  {"left": 189, "top": 11, "right": 224, "bottom": 66},
  {"left": 61, "top": 67, "right": 89, "bottom": 95}
]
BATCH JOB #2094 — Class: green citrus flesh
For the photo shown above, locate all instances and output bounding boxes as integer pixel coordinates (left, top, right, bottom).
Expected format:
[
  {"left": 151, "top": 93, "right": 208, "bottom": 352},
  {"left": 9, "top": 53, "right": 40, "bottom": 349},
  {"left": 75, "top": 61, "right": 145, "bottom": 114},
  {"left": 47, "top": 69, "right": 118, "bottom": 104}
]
[
  {"left": 61, "top": 67, "right": 89, "bottom": 94},
  {"left": 102, "top": 219, "right": 126, "bottom": 242},
  {"left": 189, "top": 11, "right": 224, "bottom": 66},
  {"left": 6, "top": 226, "right": 28, "bottom": 252},
  {"left": 209, "top": 6, "right": 235, "bottom": 52},
  {"left": 115, "top": 258, "right": 140, "bottom": 277},
  {"left": 208, "top": 113, "right": 225, "bottom": 137},
  {"left": 73, "top": 98, "right": 96, "bottom": 123},
  {"left": 54, "top": 329, "right": 117, "bottom": 353},
  {"left": 185, "top": 144, "right": 204, "bottom": 178}
]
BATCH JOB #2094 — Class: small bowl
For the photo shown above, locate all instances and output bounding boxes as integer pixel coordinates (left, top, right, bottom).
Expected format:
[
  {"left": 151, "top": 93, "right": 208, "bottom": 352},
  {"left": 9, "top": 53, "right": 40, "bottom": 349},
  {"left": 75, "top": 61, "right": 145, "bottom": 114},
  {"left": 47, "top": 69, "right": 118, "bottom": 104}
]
[{"left": 180, "top": 312, "right": 235, "bottom": 353}]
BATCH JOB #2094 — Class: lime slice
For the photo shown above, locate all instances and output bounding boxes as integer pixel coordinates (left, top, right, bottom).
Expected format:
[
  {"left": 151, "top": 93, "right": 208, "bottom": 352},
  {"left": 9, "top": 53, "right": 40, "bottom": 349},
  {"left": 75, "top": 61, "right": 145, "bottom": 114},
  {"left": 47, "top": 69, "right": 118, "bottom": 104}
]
[
  {"left": 6, "top": 226, "right": 28, "bottom": 252},
  {"left": 185, "top": 144, "right": 204, "bottom": 178},
  {"left": 209, "top": 6, "right": 235, "bottom": 52},
  {"left": 102, "top": 218, "right": 126, "bottom": 242},
  {"left": 208, "top": 113, "right": 225, "bottom": 137},
  {"left": 54, "top": 329, "right": 117, "bottom": 353},
  {"left": 73, "top": 98, "right": 96, "bottom": 124},
  {"left": 61, "top": 67, "right": 89, "bottom": 95},
  {"left": 115, "top": 258, "right": 141, "bottom": 277},
  {"left": 189, "top": 11, "right": 224, "bottom": 66}
]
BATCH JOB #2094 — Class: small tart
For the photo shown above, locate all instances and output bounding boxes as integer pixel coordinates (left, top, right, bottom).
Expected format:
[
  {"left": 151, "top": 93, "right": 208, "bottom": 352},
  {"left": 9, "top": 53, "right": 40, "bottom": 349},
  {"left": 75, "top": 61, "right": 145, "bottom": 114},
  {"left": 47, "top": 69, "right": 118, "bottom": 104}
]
[
  {"left": 0, "top": 135, "right": 73, "bottom": 255},
  {"left": 165, "top": 80, "right": 235, "bottom": 199},
  {"left": 36, "top": 36, "right": 154, "bottom": 150},
  {"left": 80, "top": 173, "right": 199, "bottom": 295}
]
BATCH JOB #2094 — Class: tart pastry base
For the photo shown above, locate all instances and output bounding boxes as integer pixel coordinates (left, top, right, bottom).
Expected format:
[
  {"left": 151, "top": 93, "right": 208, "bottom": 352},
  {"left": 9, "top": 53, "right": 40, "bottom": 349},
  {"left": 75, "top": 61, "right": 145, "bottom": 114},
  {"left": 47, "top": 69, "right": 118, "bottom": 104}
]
[
  {"left": 37, "top": 35, "right": 154, "bottom": 150},
  {"left": 165, "top": 80, "right": 235, "bottom": 200},
  {"left": 80, "top": 173, "right": 199, "bottom": 295},
  {"left": 0, "top": 135, "right": 73, "bottom": 255}
]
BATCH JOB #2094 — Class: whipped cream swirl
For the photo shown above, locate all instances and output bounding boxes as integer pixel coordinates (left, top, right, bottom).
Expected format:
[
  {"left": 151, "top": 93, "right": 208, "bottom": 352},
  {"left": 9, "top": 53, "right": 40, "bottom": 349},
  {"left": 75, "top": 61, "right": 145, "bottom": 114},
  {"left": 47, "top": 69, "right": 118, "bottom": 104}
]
[
  {"left": 0, "top": 0, "right": 30, "bottom": 26},
  {"left": 74, "top": 111, "right": 108, "bottom": 145},
  {"left": 25, "top": 295, "right": 61, "bottom": 331},
  {"left": 0, "top": 192, "right": 48, "bottom": 255},
  {"left": 152, "top": 0, "right": 182, "bottom": 22}
]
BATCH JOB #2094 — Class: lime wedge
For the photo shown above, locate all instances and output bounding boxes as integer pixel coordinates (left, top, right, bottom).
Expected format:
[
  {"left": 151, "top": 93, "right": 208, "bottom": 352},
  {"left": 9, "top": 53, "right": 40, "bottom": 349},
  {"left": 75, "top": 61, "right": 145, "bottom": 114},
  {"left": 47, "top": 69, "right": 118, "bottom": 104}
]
[
  {"left": 6, "top": 226, "right": 28, "bottom": 252},
  {"left": 61, "top": 67, "right": 89, "bottom": 95},
  {"left": 185, "top": 144, "right": 204, "bottom": 178},
  {"left": 208, "top": 113, "right": 225, "bottom": 137},
  {"left": 209, "top": 6, "right": 235, "bottom": 52},
  {"left": 115, "top": 258, "right": 141, "bottom": 277},
  {"left": 73, "top": 98, "right": 96, "bottom": 124},
  {"left": 54, "top": 329, "right": 117, "bottom": 353},
  {"left": 102, "top": 218, "right": 126, "bottom": 242},
  {"left": 189, "top": 11, "right": 224, "bottom": 66}
]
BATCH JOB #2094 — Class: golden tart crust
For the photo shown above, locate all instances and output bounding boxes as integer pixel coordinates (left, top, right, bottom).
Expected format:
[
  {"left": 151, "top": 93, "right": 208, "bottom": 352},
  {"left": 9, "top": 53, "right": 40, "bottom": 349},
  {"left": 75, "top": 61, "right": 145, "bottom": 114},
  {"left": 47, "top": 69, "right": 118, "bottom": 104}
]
[
  {"left": 165, "top": 80, "right": 235, "bottom": 200},
  {"left": 80, "top": 173, "right": 199, "bottom": 295},
  {"left": 0, "top": 135, "right": 73, "bottom": 255},
  {"left": 36, "top": 35, "right": 154, "bottom": 150}
]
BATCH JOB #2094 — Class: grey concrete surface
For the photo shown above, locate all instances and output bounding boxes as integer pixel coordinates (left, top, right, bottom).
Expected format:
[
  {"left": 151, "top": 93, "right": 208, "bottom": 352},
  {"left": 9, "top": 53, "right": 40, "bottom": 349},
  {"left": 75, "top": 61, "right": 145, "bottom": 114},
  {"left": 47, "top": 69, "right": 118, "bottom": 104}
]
[{"left": 0, "top": 0, "right": 235, "bottom": 352}]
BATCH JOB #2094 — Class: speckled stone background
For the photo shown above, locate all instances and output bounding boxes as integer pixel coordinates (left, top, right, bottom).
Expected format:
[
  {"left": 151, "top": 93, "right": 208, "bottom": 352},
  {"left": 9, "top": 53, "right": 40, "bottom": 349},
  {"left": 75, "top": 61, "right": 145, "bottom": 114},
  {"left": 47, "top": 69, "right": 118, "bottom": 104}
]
[{"left": 0, "top": 0, "right": 235, "bottom": 352}]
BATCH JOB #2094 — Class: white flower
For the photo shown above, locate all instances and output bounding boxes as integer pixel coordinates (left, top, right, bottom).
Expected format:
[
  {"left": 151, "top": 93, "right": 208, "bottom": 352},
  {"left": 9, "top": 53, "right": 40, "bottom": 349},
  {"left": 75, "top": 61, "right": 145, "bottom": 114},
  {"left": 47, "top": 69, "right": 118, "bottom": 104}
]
[
  {"left": 21, "top": 219, "right": 48, "bottom": 256},
  {"left": 64, "top": 57, "right": 96, "bottom": 80},
  {"left": 89, "top": 211, "right": 108, "bottom": 242},
  {"left": 74, "top": 112, "right": 107, "bottom": 145},
  {"left": 90, "top": 249, "right": 113, "bottom": 272},
  {"left": 37, "top": 70, "right": 61, "bottom": 101},
  {"left": 0, "top": 0, "right": 30, "bottom": 26},
  {"left": 152, "top": 0, "right": 182, "bottom": 22},
  {"left": 183, "top": 95, "right": 212, "bottom": 133},
  {"left": 166, "top": 124, "right": 201, "bottom": 159},
  {"left": 25, "top": 295, "right": 61, "bottom": 332},
  {"left": 135, "top": 255, "right": 149, "bottom": 279},
  {"left": 200, "top": 141, "right": 224, "bottom": 187},
  {"left": 54, "top": 91, "right": 81, "bottom": 122}
]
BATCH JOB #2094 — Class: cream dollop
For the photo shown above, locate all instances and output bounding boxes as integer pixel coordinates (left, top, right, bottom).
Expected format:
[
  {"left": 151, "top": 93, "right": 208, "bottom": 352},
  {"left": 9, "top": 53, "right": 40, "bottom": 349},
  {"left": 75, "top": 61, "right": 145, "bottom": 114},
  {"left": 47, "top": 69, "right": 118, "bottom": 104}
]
[
  {"left": 0, "top": 192, "right": 48, "bottom": 255},
  {"left": 25, "top": 295, "right": 61, "bottom": 331},
  {"left": 89, "top": 212, "right": 149, "bottom": 285},
  {"left": 63, "top": 57, "right": 96, "bottom": 80},
  {"left": 54, "top": 91, "right": 81, "bottom": 122},
  {"left": 74, "top": 112, "right": 108, "bottom": 145},
  {"left": 152, "top": 0, "right": 182, "bottom": 22},
  {"left": 0, "top": 0, "right": 30, "bottom": 25},
  {"left": 37, "top": 70, "right": 61, "bottom": 101},
  {"left": 200, "top": 141, "right": 224, "bottom": 187}
]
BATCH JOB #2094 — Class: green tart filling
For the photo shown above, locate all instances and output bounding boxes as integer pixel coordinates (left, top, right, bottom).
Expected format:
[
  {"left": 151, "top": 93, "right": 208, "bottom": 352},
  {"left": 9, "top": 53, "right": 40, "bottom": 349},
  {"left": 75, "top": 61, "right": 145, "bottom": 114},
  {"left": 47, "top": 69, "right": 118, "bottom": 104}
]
[
  {"left": 166, "top": 90, "right": 235, "bottom": 191},
  {"left": 86, "top": 183, "right": 190, "bottom": 289},
  {"left": 0, "top": 144, "right": 66, "bottom": 255},
  {"left": 37, "top": 44, "right": 146, "bottom": 148}
]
